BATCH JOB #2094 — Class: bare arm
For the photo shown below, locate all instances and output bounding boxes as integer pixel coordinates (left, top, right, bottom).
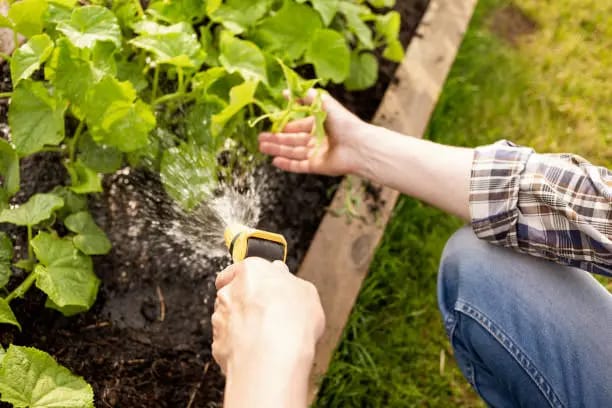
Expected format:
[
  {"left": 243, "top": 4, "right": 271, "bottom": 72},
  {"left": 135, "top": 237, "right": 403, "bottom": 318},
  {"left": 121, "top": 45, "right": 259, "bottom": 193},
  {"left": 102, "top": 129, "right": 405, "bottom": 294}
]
[
  {"left": 259, "top": 91, "right": 611, "bottom": 275},
  {"left": 213, "top": 259, "right": 325, "bottom": 408},
  {"left": 352, "top": 124, "right": 473, "bottom": 220},
  {"left": 259, "top": 91, "right": 473, "bottom": 220}
]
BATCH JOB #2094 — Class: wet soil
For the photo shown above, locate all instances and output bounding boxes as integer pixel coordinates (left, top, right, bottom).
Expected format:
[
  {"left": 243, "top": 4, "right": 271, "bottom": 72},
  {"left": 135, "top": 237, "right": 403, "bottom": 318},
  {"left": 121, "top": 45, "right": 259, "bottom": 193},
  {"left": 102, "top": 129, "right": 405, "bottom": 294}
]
[{"left": 0, "top": 2, "right": 429, "bottom": 406}]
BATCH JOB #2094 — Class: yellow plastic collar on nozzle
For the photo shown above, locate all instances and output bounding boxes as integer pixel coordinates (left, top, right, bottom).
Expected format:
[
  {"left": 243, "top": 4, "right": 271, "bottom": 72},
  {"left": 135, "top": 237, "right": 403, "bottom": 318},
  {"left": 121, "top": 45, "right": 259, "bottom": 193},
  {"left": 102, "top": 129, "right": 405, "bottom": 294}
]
[{"left": 223, "top": 224, "right": 287, "bottom": 263}]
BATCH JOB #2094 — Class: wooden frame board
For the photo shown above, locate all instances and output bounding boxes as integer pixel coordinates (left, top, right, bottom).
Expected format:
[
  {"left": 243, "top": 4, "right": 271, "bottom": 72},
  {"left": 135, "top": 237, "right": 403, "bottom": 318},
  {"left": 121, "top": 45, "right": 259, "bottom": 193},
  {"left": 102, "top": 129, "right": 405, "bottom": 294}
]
[{"left": 295, "top": 0, "right": 479, "bottom": 403}]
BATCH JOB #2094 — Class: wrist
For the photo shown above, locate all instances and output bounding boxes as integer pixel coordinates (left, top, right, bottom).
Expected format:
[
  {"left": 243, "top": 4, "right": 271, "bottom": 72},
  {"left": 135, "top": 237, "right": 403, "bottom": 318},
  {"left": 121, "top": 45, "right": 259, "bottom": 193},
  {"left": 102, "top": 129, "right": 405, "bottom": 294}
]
[
  {"left": 349, "top": 122, "right": 380, "bottom": 179},
  {"left": 225, "top": 342, "right": 313, "bottom": 408}
]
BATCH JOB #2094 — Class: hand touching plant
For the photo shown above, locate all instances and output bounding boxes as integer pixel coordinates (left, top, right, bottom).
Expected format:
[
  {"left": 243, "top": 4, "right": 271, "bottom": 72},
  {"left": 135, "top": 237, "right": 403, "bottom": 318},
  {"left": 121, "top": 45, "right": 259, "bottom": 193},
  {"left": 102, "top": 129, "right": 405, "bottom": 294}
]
[
  {"left": 259, "top": 90, "right": 370, "bottom": 176},
  {"left": 212, "top": 258, "right": 325, "bottom": 408}
]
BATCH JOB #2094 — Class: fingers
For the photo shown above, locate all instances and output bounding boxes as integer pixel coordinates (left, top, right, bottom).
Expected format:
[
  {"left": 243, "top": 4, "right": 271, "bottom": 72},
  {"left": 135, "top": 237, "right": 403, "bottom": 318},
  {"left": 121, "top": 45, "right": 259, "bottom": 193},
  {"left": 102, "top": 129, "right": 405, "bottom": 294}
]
[
  {"left": 298, "top": 88, "right": 318, "bottom": 105},
  {"left": 259, "top": 131, "right": 311, "bottom": 147},
  {"left": 216, "top": 264, "right": 239, "bottom": 290},
  {"left": 272, "top": 157, "right": 312, "bottom": 173},
  {"left": 260, "top": 142, "right": 309, "bottom": 161},
  {"left": 283, "top": 117, "right": 315, "bottom": 133},
  {"left": 272, "top": 260, "right": 291, "bottom": 274}
]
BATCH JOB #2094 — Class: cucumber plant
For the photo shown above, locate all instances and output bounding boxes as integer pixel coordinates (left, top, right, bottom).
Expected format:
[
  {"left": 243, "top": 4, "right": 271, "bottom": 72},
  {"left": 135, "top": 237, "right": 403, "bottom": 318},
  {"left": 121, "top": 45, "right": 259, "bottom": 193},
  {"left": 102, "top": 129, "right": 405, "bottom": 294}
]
[{"left": 0, "top": 0, "right": 403, "bottom": 404}]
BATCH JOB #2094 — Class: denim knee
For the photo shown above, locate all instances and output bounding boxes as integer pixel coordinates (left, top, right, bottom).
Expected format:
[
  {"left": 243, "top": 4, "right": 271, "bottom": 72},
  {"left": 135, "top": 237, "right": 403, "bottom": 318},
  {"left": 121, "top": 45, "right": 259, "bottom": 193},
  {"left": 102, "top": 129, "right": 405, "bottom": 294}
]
[{"left": 437, "top": 226, "right": 485, "bottom": 336}]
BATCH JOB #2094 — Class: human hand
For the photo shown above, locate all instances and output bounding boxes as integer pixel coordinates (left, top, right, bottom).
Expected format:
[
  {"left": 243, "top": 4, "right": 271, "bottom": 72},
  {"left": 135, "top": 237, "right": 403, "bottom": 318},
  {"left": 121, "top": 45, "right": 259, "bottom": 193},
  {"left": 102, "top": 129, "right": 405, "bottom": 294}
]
[
  {"left": 212, "top": 257, "right": 325, "bottom": 375},
  {"left": 259, "top": 90, "right": 370, "bottom": 176}
]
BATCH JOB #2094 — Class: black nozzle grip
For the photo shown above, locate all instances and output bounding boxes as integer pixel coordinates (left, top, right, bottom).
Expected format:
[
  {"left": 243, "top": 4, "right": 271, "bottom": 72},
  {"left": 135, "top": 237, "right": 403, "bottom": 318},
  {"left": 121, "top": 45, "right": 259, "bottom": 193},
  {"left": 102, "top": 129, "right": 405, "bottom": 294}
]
[{"left": 246, "top": 237, "right": 285, "bottom": 262}]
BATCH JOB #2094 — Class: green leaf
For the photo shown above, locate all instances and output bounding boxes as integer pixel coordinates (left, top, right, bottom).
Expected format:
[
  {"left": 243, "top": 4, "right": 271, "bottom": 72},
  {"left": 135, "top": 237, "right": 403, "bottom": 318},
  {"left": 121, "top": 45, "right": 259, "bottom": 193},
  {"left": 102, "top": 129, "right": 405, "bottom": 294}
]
[
  {"left": 0, "top": 139, "right": 20, "bottom": 197},
  {"left": 0, "top": 190, "right": 8, "bottom": 212},
  {"left": 31, "top": 232, "right": 99, "bottom": 315},
  {"left": 78, "top": 133, "right": 122, "bottom": 174},
  {"left": 130, "top": 21, "right": 204, "bottom": 68},
  {"left": 368, "top": 0, "right": 395, "bottom": 7},
  {"left": 192, "top": 67, "right": 227, "bottom": 94},
  {"left": 211, "top": 0, "right": 272, "bottom": 34},
  {"left": 9, "top": 0, "right": 48, "bottom": 38},
  {"left": 160, "top": 142, "right": 217, "bottom": 211},
  {"left": 109, "top": 0, "right": 140, "bottom": 30},
  {"left": 11, "top": 34, "right": 54, "bottom": 86},
  {"left": 376, "top": 10, "right": 401, "bottom": 43},
  {"left": 64, "top": 211, "right": 111, "bottom": 255},
  {"left": 65, "top": 161, "right": 102, "bottom": 194},
  {"left": 206, "top": 0, "right": 221, "bottom": 15},
  {"left": 49, "top": 186, "right": 88, "bottom": 220},
  {"left": 85, "top": 76, "right": 155, "bottom": 152},
  {"left": 345, "top": 51, "right": 378, "bottom": 91},
  {"left": 9, "top": 80, "right": 67, "bottom": 157},
  {"left": 254, "top": 0, "right": 322, "bottom": 61},
  {"left": 219, "top": 32, "right": 267, "bottom": 84},
  {"left": 116, "top": 59, "right": 148, "bottom": 92},
  {"left": 45, "top": 38, "right": 95, "bottom": 111},
  {"left": 305, "top": 29, "right": 349, "bottom": 83},
  {"left": 91, "top": 41, "right": 118, "bottom": 77},
  {"left": 0, "top": 193, "right": 64, "bottom": 227},
  {"left": 211, "top": 80, "right": 258, "bottom": 133},
  {"left": 279, "top": 60, "right": 318, "bottom": 100},
  {"left": 147, "top": 0, "right": 206, "bottom": 23},
  {"left": 57, "top": 5, "right": 121, "bottom": 49},
  {"left": 14, "top": 259, "right": 34, "bottom": 272},
  {"left": 99, "top": 99, "right": 156, "bottom": 152},
  {"left": 181, "top": 101, "right": 219, "bottom": 148},
  {"left": 0, "top": 298, "right": 20, "bottom": 330},
  {"left": 0, "top": 345, "right": 94, "bottom": 408},
  {"left": 383, "top": 38, "right": 404, "bottom": 62},
  {"left": 299, "top": 0, "right": 338, "bottom": 26},
  {"left": 83, "top": 75, "right": 136, "bottom": 120},
  {"left": 338, "top": 2, "right": 373, "bottom": 49},
  {"left": 0, "top": 232, "right": 13, "bottom": 289},
  {"left": 45, "top": 0, "right": 76, "bottom": 26}
]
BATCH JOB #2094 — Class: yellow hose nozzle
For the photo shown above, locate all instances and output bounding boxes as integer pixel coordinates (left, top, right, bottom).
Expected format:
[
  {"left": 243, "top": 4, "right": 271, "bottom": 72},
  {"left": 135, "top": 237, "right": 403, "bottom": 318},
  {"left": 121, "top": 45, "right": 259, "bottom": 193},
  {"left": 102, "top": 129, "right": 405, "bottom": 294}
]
[{"left": 224, "top": 224, "right": 287, "bottom": 263}]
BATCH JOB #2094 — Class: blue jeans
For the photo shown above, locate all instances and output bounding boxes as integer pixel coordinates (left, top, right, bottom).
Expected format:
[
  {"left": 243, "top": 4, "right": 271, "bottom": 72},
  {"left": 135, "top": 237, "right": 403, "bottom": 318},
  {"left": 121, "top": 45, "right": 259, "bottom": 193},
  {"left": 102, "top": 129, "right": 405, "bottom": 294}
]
[{"left": 437, "top": 227, "right": 612, "bottom": 407}]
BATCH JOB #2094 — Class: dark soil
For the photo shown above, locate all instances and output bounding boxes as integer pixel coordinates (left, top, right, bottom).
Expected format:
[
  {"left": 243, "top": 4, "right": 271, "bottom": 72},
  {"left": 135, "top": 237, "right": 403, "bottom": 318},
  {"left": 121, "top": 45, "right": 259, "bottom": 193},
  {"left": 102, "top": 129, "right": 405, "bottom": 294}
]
[{"left": 0, "top": 2, "right": 430, "bottom": 407}]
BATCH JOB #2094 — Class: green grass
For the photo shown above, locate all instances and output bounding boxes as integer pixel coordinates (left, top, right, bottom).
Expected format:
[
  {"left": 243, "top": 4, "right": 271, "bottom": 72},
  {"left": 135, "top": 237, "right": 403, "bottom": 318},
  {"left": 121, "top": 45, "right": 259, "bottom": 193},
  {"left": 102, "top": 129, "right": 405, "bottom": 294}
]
[{"left": 315, "top": 0, "right": 612, "bottom": 406}]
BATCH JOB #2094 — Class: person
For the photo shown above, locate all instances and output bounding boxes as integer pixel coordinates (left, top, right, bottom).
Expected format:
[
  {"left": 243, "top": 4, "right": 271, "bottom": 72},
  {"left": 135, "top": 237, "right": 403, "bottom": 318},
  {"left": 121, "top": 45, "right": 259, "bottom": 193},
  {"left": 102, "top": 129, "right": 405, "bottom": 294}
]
[{"left": 211, "top": 90, "right": 612, "bottom": 407}]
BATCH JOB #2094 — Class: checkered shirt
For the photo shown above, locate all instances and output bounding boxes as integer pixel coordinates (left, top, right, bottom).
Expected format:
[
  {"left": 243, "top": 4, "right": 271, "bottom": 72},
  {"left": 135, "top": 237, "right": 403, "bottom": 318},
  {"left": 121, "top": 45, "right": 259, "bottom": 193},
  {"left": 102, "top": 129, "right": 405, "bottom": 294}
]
[{"left": 470, "top": 140, "right": 611, "bottom": 277}]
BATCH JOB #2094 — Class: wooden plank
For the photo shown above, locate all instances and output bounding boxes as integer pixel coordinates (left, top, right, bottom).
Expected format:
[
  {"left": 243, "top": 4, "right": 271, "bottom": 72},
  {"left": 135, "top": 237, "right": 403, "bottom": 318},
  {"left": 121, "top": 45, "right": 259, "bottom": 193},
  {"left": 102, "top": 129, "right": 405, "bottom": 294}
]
[{"left": 296, "top": 0, "right": 478, "bottom": 404}]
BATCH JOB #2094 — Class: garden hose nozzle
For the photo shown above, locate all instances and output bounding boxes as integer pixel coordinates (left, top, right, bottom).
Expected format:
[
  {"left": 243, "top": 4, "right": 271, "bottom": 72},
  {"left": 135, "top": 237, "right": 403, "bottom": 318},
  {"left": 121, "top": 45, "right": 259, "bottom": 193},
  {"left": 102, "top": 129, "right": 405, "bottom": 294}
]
[{"left": 224, "top": 224, "right": 287, "bottom": 263}]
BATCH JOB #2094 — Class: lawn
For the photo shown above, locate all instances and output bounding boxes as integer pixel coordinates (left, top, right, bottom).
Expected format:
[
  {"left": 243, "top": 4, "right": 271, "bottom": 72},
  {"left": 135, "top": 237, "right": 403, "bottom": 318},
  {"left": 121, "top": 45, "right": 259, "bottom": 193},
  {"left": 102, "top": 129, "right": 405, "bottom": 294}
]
[{"left": 315, "top": 0, "right": 612, "bottom": 406}]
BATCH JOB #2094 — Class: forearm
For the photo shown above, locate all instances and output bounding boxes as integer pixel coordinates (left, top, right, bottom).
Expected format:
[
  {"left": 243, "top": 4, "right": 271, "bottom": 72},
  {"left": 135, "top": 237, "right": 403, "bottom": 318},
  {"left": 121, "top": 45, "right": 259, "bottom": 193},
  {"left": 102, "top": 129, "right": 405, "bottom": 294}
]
[
  {"left": 353, "top": 124, "right": 473, "bottom": 220},
  {"left": 224, "top": 346, "right": 313, "bottom": 408}
]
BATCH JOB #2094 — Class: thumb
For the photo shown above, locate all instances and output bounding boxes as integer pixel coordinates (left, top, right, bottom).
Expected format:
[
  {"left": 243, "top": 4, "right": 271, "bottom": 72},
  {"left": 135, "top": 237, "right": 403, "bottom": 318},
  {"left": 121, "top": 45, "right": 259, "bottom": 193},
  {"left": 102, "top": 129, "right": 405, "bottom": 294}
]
[{"left": 282, "top": 88, "right": 319, "bottom": 106}]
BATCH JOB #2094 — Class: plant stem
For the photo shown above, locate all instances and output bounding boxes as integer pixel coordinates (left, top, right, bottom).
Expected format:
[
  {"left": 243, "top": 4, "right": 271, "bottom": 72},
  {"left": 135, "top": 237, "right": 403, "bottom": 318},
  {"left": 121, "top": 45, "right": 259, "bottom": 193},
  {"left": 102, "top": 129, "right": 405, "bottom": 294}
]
[
  {"left": 7, "top": 225, "right": 37, "bottom": 302},
  {"left": 69, "top": 121, "right": 85, "bottom": 163},
  {"left": 0, "top": 92, "right": 12, "bottom": 99},
  {"left": 0, "top": 51, "right": 11, "bottom": 62},
  {"left": 151, "top": 64, "right": 160, "bottom": 103},
  {"left": 153, "top": 92, "right": 195, "bottom": 106},
  {"left": 12, "top": 30, "right": 18, "bottom": 53},
  {"left": 133, "top": 0, "right": 145, "bottom": 16},
  {"left": 27, "top": 225, "right": 33, "bottom": 261},
  {"left": 6, "top": 269, "right": 37, "bottom": 302},
  {"left": 177, "top": 67, "right": 185, "bottom": 94}
]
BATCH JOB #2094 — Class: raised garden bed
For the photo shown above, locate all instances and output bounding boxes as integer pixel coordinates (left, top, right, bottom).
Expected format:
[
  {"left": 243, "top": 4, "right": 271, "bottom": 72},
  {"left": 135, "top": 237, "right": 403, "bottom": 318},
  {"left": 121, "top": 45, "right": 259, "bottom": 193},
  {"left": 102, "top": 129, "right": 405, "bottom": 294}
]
[{"left": 0, "top": 0, "right": 476, "bottom": 406}]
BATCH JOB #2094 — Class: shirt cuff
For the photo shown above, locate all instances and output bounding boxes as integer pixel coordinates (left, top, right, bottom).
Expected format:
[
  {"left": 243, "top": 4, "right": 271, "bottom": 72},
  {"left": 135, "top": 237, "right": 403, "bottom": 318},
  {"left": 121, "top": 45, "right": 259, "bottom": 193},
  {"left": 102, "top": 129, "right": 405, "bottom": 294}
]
[{"left": 469, "top": 140, "right": 534, "bottom": 243}]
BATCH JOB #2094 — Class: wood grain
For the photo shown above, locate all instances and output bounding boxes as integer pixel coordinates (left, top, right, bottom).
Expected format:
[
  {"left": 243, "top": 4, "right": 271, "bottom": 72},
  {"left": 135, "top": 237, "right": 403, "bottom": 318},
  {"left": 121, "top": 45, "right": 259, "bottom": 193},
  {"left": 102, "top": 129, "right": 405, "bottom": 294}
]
[{"left": 296, "top": 0, "right": 479, "bottom": 404}]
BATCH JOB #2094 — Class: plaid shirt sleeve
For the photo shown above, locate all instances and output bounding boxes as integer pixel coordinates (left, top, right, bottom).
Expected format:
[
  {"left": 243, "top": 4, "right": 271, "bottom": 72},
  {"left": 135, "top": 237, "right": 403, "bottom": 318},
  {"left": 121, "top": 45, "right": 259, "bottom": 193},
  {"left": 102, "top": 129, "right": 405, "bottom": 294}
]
[{"left": 469, "top": 140, "right": 611, "bottom": 277}]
